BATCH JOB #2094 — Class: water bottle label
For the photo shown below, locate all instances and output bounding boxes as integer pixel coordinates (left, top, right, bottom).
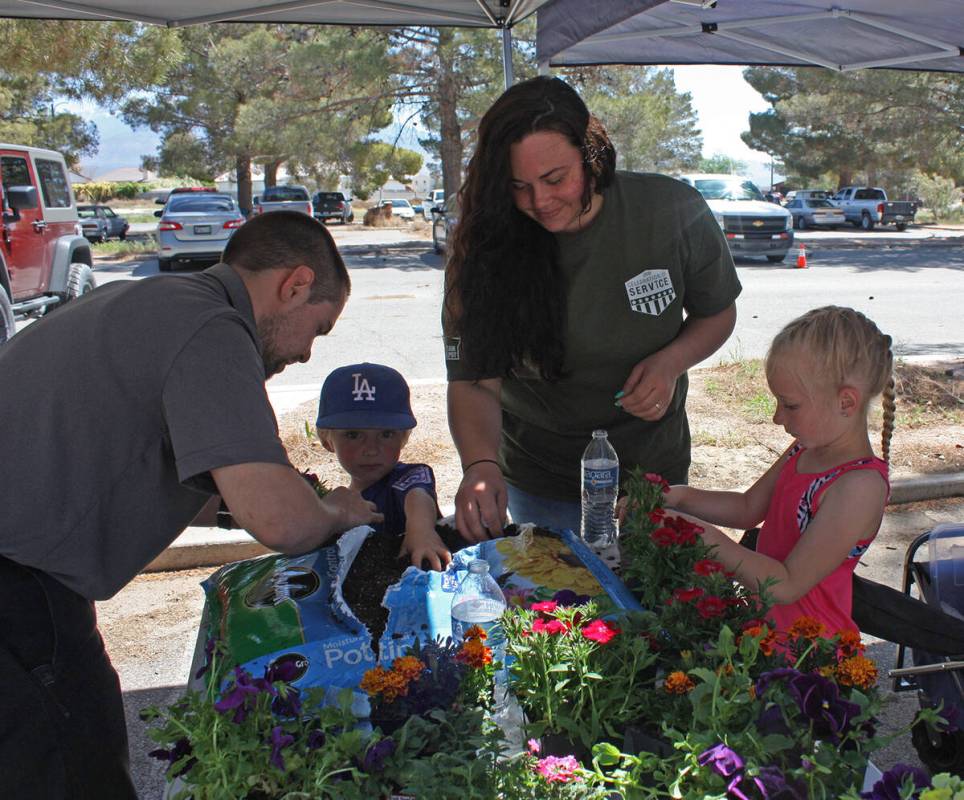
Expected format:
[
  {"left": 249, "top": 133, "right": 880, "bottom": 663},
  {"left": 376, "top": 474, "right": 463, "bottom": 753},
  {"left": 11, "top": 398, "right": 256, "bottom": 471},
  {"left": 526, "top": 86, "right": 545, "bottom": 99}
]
[{"left": 584, "top": 467, "right": 617, "bottom": 489}]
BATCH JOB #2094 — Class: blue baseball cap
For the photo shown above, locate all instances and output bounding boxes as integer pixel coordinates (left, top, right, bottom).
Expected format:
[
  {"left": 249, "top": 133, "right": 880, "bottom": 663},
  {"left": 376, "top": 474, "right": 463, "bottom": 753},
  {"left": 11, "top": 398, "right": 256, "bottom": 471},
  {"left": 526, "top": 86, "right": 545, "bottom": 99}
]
[{"left": 315, "top": 363, "right": 417, "bottom": 430}]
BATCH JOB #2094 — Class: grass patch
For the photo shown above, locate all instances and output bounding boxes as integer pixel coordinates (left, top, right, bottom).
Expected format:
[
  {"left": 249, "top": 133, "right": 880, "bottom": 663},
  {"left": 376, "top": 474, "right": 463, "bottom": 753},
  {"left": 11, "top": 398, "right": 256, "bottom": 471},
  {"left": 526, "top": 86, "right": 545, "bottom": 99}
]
[
  {"left": 700, "top": 359, "right": 774, "bottom": 425},
  {"left": 894, "top": 360, "right": 963, "bottom": 428},
  {"left": 691, "top": 430, "right": 756, "bottom": 448},
  {"left": 92, "top": 239, "right": 157, "bottom": 259}
]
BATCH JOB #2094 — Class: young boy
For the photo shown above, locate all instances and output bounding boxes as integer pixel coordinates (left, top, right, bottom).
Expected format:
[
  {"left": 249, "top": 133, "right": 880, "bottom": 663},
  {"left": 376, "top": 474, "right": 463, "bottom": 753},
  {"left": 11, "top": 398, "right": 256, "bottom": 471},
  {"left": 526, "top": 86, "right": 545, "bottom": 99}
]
[{"left": 316, "top": 362, "right": 452, "bottom": 571}]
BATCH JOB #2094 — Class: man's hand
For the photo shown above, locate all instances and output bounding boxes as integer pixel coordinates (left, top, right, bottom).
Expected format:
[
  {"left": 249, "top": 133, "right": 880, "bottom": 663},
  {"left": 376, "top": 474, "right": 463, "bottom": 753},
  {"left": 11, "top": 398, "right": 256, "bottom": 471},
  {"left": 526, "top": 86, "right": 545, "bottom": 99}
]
[
  {"left": 400, "top": 528, "right": 453, "bottom": 572},
  {"left": 454, "top": 461, "right": 507, "bottom": 543},
  {"left": 320, "top": 486, "right": 383, "bottom": 534}
]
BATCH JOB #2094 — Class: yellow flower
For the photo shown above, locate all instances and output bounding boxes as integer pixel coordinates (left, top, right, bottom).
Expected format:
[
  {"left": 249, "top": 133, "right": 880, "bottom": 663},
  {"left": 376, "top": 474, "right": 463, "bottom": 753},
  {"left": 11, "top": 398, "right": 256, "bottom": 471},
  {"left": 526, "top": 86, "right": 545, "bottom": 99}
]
[
  {"left": 360, "top": 666, "right": 391, "bottom": 697},
  {"left": 664, "top": 671, "right": 695, "bottom": 694},
  {"left": 787, "top": 616, "right": 824, "bottom": 640},
  {"left": 835, "top": 654, "right": 878, "bottom": 689}
]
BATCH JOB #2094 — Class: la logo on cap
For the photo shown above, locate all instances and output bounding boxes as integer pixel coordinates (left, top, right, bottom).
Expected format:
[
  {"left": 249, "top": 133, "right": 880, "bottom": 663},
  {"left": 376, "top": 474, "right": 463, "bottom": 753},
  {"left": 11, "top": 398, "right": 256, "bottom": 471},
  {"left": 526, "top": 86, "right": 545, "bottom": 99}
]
[{"left": 352, "top": 373, "right": 376, "bottom": 402}]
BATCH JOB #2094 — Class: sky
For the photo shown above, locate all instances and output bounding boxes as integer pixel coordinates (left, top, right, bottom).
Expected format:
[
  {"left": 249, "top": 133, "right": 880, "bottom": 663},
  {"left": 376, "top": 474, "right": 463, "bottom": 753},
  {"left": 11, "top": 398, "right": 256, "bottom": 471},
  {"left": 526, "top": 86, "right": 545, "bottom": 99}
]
[{"left": 76, "top": 65, "right": 780, "bottom": 186}]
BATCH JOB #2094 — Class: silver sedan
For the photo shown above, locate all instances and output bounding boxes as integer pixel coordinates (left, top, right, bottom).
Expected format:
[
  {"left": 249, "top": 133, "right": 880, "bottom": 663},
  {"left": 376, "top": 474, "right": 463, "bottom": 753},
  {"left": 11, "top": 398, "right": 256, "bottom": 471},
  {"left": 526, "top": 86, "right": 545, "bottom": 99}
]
[
  {"left": 787, "top": 197, "right": 846, "bottom": 230},
  {"left": 155, "top": 194, "right": 244, "bottom": 271}
]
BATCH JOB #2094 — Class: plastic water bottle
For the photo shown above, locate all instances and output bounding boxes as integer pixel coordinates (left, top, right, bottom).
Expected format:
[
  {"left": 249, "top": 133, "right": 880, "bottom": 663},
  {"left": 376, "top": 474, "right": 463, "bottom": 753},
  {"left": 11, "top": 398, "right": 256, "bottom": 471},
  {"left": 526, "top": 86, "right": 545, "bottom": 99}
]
[
  {"left": 450, "top": 559, "right": 507, "bottom": 664},
  {"left": 581, "top": 429, "right": 619, "bottom": 551}
]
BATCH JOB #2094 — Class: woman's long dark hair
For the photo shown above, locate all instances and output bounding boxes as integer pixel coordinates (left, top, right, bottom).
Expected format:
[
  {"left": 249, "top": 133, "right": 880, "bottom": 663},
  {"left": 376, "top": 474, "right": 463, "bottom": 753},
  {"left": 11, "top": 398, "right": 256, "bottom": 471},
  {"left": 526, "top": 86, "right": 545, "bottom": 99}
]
[{"left": 444, "top": 76, "right": 616, "bottom": 380}]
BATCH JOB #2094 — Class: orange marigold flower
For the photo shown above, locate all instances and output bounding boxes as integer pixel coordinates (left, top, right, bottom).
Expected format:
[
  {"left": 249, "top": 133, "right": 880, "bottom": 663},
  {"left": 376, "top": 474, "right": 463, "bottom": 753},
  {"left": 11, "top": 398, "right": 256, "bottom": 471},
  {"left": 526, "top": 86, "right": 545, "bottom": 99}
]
[
  {"left": 360, "top": 666, "right": 390, "bottom": 697},
  {"left": 456, "top": 637, "right": 493, "bottom": 669},
  {"left": 836, "top": 655, "right": 878, "bottom": 690},
  {"left": 788, "top": 616, "right": 825, "bottom": 640},
  {"left": 464, "top": 625, "right": 488, "bottom": 641},
  {"left": 836, "top": 630, "right": 865, "bottom": 659},
  {"left": 664, "top": 671, "right": 695, "bottom": 694},
  {"left": 739, "top": 623, "right": 777, "bottom": 657},
  {"left": 379, "top": 669, "right": 412, "bottom": 703},
  {"left": 392, "top": 655, "right": 425, "bottom": 682}
]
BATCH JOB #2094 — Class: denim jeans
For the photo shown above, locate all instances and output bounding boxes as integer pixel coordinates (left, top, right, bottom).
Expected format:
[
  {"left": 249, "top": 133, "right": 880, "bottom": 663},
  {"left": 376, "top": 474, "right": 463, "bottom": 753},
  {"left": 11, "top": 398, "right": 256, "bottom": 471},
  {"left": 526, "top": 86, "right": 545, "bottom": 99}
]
[
  {"left": 507, "top": 484, "right": 582, "bottom": 536},
  {"left": 0, "top": 557, "right": 137, "bottom": 799}
]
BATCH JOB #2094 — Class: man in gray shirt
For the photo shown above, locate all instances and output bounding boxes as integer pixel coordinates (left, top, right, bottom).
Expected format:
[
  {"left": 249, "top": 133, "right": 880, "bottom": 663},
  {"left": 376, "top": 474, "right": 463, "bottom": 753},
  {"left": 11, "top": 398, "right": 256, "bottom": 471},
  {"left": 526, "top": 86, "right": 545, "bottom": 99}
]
[{"left": 0, "top": 211, "right": 381, "bottom": 798}]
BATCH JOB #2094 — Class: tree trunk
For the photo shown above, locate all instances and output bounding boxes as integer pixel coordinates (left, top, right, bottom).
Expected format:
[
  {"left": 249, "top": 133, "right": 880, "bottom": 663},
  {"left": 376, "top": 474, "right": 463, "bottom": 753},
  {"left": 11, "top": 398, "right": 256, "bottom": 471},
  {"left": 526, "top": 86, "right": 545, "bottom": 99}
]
[
  {"left": 436, "top": 29, "right": 463, "bottom": 200},
  {"left": 264, "top": 159, "right": 283, "bottom": 188},
  {"left": 236, "top": 154, "right": 253, "bottom": 217}
]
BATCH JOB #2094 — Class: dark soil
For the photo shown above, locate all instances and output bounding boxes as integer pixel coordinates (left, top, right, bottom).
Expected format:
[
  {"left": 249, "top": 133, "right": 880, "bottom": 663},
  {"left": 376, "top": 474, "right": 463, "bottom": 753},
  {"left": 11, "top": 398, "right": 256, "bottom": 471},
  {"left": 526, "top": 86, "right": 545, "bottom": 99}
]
[{"left": 339, "top": 523, "right": 524, "bottom": 651}]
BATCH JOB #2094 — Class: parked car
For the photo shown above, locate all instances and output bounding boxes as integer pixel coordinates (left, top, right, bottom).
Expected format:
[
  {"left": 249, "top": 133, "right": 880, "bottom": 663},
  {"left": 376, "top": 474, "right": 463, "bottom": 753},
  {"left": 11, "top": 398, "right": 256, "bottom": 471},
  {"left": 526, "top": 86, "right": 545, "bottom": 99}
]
[
  {"left": 312, "top": 191, "right": 354, "bottom": 224},
  {"left": 432, "top": 195, "right": 458, "bottom": 254},
  {"left": 254, "top": 185, "right": 313, "bottom": 216},
  {"left": 423, "top": 189, "right": 445, "bottom": 220},
  {"left": 831, "top": 186, "right": 916, "bottom": 231},
  {"left": 155, "top": 186, "right": 220, "bottom": 205},
  {"left": 77, "top": 204, "right": 129, "bottom": 242},
  {"left": 783, "top": 189, "right": 833, "bottom": 206},
  {"left": 676, "top": 173, "right": 793, "bottom": 263},
  {"left": 786, "top": 196, "right": 846, "bottom": 229},
  {"left": 154, "top": 192, "right": 244, "bottom": 271},
  {"left": 0, "top": 143, "right": 94, "bottom": 344},
  {"left": 380, "top": 198, "right": 416, "bottom": 220}
]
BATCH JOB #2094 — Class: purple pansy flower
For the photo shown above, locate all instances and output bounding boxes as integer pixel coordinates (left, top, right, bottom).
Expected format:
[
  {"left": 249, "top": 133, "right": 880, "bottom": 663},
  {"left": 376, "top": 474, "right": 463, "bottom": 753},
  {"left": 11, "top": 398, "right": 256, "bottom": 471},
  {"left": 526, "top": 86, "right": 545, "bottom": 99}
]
[
  {"left": 194, "top": 636, "right": 217, "bottom": 680},
  {"left": 267, "top": 725, "right": 295, "bottom": 771},
  {"left": 307, "top": 728, "right": 327, "bottom": 750},
  {"left": 727, "top": 773, "right": 766, "bottom": 800},
  {"left": 213, "top": 666, "right": 276, "bottom": 723},
  {"left": 756, "top": 704, "right": 791, "bottom": 737},
  {"left": 265, "top": 659, "right": 301, "bottom": 684},
  {"left": 698, "top": 743, "right": 745, "bottom": 778},
  {"left": 552, "top": 589, "right": 591, "bottom": 607},
  {"left": 270, "top": 685, "right": 302, "bottom": 718},
  {"left": 860, "top": 763, "right": 930, "bottom": 800},
  {"left": 362, "top": 738, "right": 396, "bottom": 772},
  {"left": 757, "top": 766, "right": 807, "bottom": 800},
  {"left": 791, "top": 672, "right": 860, "bottom": 743},
  {"left": 148, "top": 737, "right": 197, "bottom": 778}
]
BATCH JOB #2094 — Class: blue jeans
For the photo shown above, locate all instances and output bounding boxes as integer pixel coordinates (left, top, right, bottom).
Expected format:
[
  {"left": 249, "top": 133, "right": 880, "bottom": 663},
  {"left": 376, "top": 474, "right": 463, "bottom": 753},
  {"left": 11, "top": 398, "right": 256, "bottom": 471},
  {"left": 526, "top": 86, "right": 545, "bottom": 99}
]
[{"left": 507, "top": 484, "right": 582, "bottom": 536}]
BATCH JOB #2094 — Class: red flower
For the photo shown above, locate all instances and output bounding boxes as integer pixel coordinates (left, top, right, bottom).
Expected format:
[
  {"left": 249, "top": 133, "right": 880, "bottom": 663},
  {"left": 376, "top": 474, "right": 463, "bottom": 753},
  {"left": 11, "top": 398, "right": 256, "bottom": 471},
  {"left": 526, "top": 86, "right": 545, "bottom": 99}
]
[
  {"left": 532, "top": 618, "right": 569, "bottom": 636},
  {"left": 530, "top": 601, "right": 558, "bottom": 614},
  {"left": 644, "top": 473, "right": 671, "bottom": 492},
  {"left": 649, "top": 508, "right": 666, "bottom": 523},
  {"left": 581, "top": 619, "right": 621, "bottom": 645},
  {"left": 693, "top": 559, "right": 725, "bottom": 576},
  {"left": 696, "top": 595, "right": 727, "bottom": 619},
  {"left": 650, "top": 526, "right": 678, "bottom": 547},
  {"left": 673, "top": 587, "right": 704, "bottom": 603}
]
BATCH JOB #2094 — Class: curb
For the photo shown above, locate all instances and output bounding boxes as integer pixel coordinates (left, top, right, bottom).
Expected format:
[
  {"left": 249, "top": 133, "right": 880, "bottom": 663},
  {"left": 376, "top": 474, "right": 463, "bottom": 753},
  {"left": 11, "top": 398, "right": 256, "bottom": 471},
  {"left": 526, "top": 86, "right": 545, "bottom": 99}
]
[
  {"left": 144, "top": 474, "right": 964, "bottom": 574},
  {"left": 800, "top": 235, "right": 964, "bottom": 252}
]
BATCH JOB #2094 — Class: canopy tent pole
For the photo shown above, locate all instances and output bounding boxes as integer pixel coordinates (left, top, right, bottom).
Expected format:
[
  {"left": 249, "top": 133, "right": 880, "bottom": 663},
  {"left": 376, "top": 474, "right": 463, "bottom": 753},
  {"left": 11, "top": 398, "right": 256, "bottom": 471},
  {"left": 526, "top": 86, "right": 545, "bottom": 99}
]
[{"left": 502, "top": 25, "right": 514, "bottom": 87}]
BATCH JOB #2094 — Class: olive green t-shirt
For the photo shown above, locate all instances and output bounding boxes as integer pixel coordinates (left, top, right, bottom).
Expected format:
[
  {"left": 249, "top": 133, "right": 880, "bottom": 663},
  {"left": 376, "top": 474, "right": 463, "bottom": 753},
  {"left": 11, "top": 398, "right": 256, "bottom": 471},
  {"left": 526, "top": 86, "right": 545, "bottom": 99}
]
[{"left": 445, "top": 171, "right": 741, "bottom": 501}]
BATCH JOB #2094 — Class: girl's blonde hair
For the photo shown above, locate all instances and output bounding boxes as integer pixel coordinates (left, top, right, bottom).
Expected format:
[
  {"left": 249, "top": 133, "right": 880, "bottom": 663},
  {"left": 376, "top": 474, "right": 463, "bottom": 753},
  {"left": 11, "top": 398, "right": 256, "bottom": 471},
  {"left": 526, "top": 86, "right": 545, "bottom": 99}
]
[{"left": 766, "top": 306, "right": 896, "bottom": 461}]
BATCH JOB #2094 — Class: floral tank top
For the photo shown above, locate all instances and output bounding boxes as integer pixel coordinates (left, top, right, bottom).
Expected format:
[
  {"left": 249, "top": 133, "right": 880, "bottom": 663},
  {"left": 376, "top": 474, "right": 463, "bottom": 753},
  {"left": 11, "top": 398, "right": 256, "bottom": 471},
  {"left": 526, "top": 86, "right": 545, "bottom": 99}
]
[{"left": 758, "top": 444, "right": 889, "bottom": 637}]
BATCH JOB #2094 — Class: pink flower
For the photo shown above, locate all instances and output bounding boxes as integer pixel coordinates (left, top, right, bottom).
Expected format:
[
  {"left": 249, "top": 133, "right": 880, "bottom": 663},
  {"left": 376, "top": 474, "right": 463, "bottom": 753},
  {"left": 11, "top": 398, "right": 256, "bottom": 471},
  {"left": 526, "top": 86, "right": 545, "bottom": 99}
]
[
  {"left": 693, "top": 559, "right": 726, "bottom": 576},
  {"left": 535, "top": 754, "right": 583, "bottom": 784},
  {"left": 672, "top": 587, "right": 705, "bottom": 603},
  {"left": 581, "top": 619, "right": 621, "bottom": 645},
  {"left": 696, "top": 595, "right": 727, "bottom": 619},
  {"left": 644, "top": 473, "right": 670, "bottom": 492},
  {"left": 530, "top": 601, "right": 558, "bottom": 614},
  {"left": 527, "top": 738, "right": 541, "bottom": 754}
]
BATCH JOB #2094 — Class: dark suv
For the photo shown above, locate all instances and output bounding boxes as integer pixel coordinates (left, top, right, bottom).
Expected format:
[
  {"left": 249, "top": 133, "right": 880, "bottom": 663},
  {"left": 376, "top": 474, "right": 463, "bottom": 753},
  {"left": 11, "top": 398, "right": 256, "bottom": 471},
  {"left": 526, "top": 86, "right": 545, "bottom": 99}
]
[
  {"left": 312, "top": 191, "right": 354, "bottom": 225},
  {"left": 1, "top": 143, "right": 94, "bottom": 344}
]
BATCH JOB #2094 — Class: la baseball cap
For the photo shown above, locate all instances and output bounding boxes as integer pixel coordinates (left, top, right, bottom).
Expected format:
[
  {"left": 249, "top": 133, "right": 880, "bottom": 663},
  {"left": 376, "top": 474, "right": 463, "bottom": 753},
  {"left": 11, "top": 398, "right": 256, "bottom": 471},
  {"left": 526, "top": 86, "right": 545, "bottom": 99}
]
[{"left": 315, "top": 362, "right": 416, "bottom": 430}]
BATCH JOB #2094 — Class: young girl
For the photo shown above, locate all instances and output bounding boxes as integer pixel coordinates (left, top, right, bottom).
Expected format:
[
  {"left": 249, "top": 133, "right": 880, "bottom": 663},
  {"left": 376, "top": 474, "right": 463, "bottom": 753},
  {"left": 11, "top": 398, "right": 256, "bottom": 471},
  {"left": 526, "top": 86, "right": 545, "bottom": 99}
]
[{"left": 663, "top": 306, "right": 895, "bottom": 636}]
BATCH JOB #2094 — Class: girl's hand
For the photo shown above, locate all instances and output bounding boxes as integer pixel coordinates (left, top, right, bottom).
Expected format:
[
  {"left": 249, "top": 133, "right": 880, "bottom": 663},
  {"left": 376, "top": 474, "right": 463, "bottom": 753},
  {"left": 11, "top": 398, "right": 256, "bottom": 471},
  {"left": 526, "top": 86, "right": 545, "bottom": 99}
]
[
  {"left": 615, "top": 352, "right": 679, "bottom": 421},
  {"left": 400, "top": 529, "right": 453, "bottom": 572},
  {"left": 615, "top": 495, "right": 632, "bottom": 525}
]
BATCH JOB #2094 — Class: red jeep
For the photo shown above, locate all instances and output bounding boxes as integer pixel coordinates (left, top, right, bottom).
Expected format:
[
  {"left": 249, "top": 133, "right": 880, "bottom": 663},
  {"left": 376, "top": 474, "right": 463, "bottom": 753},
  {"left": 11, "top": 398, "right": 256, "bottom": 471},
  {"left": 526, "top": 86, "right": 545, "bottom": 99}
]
[{"left": 0, "top": 144, "right": 95, "bottom": 344}]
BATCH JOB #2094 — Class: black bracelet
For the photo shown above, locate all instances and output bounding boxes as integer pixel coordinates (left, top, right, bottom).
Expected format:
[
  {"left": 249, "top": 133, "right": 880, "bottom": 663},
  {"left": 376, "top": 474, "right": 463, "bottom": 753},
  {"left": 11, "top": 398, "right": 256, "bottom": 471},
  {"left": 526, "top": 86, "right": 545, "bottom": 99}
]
[{"left": 462, "top": 458, "right": 500, "bottom": 473}]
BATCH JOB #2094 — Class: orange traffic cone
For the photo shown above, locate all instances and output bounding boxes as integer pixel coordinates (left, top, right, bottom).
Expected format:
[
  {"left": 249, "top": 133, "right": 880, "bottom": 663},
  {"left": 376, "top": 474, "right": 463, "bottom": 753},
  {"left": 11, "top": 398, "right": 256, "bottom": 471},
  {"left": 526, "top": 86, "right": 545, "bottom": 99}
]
[{"left": 795, "top": 244, "right": 808, "bottom": 269}]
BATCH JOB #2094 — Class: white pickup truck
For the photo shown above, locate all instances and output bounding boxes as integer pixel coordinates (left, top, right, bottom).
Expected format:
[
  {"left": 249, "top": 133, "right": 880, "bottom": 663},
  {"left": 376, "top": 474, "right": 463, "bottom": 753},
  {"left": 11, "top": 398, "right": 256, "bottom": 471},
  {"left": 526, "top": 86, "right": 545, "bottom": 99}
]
[
  {"left": 831, "top": 186, "right": 916, "bottom": 232},
  {"left": 253, "top": 184, "right": 313, "bottom": 216}
]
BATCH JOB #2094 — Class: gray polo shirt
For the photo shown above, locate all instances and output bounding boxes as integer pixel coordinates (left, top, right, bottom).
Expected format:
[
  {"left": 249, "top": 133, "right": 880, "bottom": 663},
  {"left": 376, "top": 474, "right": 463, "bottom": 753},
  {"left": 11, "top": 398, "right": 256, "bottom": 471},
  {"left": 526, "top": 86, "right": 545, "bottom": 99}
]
[{"left": 0, "top": 264, "right": 289, "bottom": 599}]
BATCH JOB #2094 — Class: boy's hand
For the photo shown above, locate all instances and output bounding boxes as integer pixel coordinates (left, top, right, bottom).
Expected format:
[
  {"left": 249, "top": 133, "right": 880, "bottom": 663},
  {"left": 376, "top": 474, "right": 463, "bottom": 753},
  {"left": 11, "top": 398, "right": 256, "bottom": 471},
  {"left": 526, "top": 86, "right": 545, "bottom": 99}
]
[{"left": 400, "top": 528, "right": 452, "bottom": 572}]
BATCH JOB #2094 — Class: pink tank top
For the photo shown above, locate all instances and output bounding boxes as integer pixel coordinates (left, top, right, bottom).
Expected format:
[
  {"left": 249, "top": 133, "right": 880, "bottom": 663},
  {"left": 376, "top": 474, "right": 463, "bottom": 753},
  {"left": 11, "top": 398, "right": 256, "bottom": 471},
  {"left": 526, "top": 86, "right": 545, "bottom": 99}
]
[{"left": 757, "top": 444, "right": 889, "bottom": 637}]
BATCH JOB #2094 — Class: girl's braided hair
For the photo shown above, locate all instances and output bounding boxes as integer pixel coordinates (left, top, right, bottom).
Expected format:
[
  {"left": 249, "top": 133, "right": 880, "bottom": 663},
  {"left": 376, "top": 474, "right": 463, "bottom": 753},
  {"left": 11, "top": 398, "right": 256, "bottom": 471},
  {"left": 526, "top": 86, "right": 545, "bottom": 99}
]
[{"left": 766, "top": 306, "right": 896, "bottom": 461}]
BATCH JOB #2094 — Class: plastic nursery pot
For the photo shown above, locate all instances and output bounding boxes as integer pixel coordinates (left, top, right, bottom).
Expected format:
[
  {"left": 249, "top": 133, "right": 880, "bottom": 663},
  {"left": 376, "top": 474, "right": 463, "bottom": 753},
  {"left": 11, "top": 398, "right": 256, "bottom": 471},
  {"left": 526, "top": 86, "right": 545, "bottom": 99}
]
[
  {"left": 621, "top": 724, "right": 674, "bottom": 759},
  {"left": 539, "top": 732, "right": 592, "bottom": 764}
]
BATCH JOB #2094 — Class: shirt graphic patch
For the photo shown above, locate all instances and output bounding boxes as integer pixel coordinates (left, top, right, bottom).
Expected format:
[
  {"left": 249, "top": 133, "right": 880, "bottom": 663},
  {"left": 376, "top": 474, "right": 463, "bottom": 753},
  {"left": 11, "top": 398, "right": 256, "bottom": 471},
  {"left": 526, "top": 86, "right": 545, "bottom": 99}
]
[
  {"left": 393, "top": 465, "right": 433, "bottom": 492},
  {"left": 625, "top": 269, "right": 676, "bottom": 316},
  {"left": 444, "top": 336, "right": 461, "bottom": 361}
]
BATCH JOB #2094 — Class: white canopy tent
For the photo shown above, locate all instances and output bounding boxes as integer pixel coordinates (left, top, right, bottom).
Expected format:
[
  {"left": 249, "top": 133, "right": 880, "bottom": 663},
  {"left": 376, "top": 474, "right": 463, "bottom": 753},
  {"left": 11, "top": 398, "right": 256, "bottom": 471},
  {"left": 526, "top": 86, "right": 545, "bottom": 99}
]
[
  {"left": 536, "top": 0, "right": 964, "bottom": 74},
  {"left": 0, "top": 0, "right": 555, "bottom": 86}
]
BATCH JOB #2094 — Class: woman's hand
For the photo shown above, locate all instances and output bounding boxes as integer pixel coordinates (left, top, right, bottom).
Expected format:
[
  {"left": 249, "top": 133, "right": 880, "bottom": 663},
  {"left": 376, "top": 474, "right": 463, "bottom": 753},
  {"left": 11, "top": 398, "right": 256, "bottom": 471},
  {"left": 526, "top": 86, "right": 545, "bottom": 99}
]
[
  {"left": 615, "top": 351, "right": 679, "bottom": 421},
  {"left": 454, "top": 461, "right": 507, "bottom": 543}
]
